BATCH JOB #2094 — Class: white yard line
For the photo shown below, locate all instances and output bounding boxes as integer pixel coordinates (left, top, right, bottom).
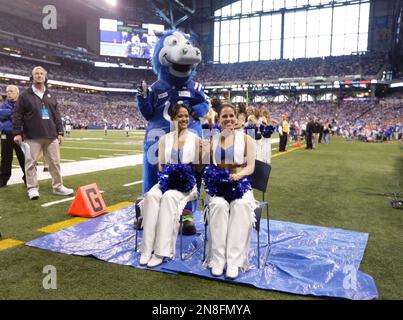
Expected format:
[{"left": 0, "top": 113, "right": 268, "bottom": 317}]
[
  {"left": 41, "top": 190, "right": 105, "bottom": 207},
  {"left": 123, "top": 180, "right": 143, "bottom": 187},
  {"left": 79, "top": 157, "right": 97, "bottom": 160},
  {"left": 9, "top": 154, "right": 143, "bottom": 186},
  {"left": 99, "top": 155, "right": 114, "bottom": 158},
  {"left": 61, "top": 146, "right": 139, "bottom": 152},
  {"left": 61, "top": 159, "right": 76, "bottom": 162}
]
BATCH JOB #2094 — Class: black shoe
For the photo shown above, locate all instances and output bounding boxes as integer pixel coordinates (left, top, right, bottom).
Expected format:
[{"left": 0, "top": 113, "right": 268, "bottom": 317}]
[
  {"left": 43, "top": 167, "right": 49, "bottom": 172},
  {"left": 181, "top": 219, "right": 196, "bottom": 236}
]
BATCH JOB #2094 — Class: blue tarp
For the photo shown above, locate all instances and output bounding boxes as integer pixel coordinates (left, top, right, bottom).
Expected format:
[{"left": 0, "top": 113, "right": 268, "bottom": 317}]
[{"left": 26, "top": 205, "right": 378, "bottom": 300}]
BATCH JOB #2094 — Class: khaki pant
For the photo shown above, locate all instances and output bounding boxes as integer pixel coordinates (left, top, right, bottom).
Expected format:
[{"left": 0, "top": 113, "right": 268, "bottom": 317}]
[{"left": 25, "top": 138, "right": 62, "bottom": 190}]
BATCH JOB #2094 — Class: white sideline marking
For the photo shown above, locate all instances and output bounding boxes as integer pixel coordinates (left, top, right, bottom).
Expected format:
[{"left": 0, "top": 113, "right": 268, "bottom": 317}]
[
  {"left": 113, "top": 153, "right": 129, "bottom": 156},
  {"left": 99, "top": 155, "right": 113, "bottom": 158},
  {"left": 9, "top": 154, "right": 144, "bottom": 186},
  {"left": 61, "top": 159, "right": 76, "bottom": 162},
  {"left": 80, "top": 157, "right": 97, "bottom": 160},
  {"left": 61, "top": 146, "right": 138, "bottom": 152},
  {"left": 41, "top": 190, "right": 105, "bottom": 207},
  {"left": 123, "top": 180, "right": 143, "bottom": 187}
]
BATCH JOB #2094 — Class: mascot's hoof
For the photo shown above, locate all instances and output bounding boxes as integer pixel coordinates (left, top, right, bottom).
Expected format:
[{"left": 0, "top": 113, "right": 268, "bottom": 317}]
[{"left": 181, "top": 218, "right": 197, "bottom": 235}]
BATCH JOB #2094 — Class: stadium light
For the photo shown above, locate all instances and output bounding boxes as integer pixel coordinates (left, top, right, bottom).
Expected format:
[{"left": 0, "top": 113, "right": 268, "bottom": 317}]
[{"left": 104, "top": 0, "right": 117, "bottom": 6}]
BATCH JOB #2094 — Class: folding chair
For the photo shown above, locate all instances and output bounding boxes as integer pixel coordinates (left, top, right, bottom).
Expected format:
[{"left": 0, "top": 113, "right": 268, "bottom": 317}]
[
  {"left": 249, "top": 160, "right": 272, "bottom": 268},
  {"left": 202, "top": 160, "right": 272, "bottom": 268}
]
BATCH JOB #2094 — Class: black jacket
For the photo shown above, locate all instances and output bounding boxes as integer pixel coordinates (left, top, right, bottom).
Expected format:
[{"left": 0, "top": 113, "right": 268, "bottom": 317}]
[
  {"left": 313, "top": 122, "right": 321, "bottom": 133},
  {"left": 306, "top": 121, "right": 315, "bottom": 135},
  {"left": 12, "top": 87, "right": 64, "bottom": 139}
]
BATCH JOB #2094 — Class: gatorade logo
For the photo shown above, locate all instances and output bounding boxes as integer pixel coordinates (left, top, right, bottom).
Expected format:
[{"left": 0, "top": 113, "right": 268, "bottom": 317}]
[{"left": 85, "top": 188, "right": 104, "bottom": 213}]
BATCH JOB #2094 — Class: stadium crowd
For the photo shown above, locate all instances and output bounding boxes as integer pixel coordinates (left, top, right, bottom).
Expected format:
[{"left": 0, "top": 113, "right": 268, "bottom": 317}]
[
  {"left": 0, "top": 52, "right": 387, "bottom": 87},
  {"left": 0, "top": 11, "right": 87, "bottom": 49},
  {"left": 196, "top": 52, "right": 387, "bottom": 83}
]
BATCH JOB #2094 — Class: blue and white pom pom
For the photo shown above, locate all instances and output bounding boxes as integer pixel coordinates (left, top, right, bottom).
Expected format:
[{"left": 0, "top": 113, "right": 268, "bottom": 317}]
[
  {"left": 260, "top": 124, "right": 275, "bottom": 138},
  {"left": 158, "top": 164, "right": 196, "bottom": 193},
  {"left": 202, "top": 165, "right": 251, "bottom": 203}
]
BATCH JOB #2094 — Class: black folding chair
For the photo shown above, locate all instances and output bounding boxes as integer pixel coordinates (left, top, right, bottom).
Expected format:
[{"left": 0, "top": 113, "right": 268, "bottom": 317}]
[
  {"left": 202, "top": 160, "right": 272, "bottom": 268},
  {"left": 249, "top": 160, "right": 272, "bottom": 268}
]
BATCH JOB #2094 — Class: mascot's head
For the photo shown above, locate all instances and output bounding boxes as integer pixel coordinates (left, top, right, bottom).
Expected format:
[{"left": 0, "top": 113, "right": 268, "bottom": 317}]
[{"left": 152, "top": 30, "right": 201, "bottom": 83}]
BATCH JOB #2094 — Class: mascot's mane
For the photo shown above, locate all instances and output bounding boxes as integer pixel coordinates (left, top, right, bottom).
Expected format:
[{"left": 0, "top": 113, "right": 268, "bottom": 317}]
[{"left": 152, "top": 29, "right": 198, "bottom": 84}]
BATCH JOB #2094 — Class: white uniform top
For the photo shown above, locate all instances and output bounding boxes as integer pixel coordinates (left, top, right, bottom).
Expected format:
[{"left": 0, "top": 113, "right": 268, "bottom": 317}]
[
  {"left": 163, "top": 131, "right": 198, "bottom": 165},
  {"left": 211, "top": 131, "right": 248, "bottom": 166}
]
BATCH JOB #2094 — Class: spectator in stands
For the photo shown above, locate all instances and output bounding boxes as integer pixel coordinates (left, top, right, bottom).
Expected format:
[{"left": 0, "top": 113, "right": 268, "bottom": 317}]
[
  {"left": 0, "top": 85, "right": 25, "bottom": 187},
  {"left": 12, "top": 66, "right": 74, "bottom": 200}
]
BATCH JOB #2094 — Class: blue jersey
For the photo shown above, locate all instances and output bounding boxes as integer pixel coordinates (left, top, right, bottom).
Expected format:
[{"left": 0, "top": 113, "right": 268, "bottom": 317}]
[{"left": 137, "top": 78, "right": 209, "bottom": 140}]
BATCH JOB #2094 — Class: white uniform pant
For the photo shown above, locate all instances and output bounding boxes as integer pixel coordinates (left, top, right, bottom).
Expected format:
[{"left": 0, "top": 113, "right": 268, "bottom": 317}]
[
  {"left": 255, "top": 139, "right": 263, "bottom": 162},
  {"left": 261, "top": 138, "right": 272, "bottom": 164},
  {"left": 140, "top": 184, "right": 189, "bottom": 259},
  {"left": 206, "top": 190, "right": 256, "bottom": 270}
]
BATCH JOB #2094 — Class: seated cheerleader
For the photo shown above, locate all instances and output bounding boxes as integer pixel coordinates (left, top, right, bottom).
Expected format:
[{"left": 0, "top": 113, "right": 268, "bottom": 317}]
[
  {"left": 202, "top": 103, "right": 257, "bottom": 280},
  {"left": 139, "top": 103, "right": 200, "bottom": 267}
]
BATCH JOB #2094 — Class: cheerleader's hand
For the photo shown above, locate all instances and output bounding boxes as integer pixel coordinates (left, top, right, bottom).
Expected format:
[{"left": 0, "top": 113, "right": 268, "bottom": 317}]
[
  {"left": 200, "top": 139, "right": 210, "bottom": 150},
  {"left": 188, "top": 185, "right": 198, "bottom": 201}
]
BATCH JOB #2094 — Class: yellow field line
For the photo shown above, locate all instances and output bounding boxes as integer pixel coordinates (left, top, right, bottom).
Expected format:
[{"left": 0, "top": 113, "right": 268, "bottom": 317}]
[
  {"left": 37, "top": 217, "right": 89, "bottom": 234},
  {"left": 37, "top": 201, "right": 134, "bottom": 234},
  {"left": 272, "top": 144, "right": 304, "bottom": 158},
  {"left": 0, "top": 239, "right": 24, "bottom": 251},
  {"left": 106, "top": 201, "right": 134, "bottom": 213}
]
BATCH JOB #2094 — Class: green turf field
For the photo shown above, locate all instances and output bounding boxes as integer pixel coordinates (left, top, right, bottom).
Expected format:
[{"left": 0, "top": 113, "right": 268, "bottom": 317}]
[{"left": 0, "top": 130, "right": 402, "bottom": 300}]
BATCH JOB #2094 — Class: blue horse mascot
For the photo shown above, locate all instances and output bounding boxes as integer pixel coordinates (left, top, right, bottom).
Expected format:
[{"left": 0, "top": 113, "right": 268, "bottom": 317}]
[{"left": 137, "top": 30, "right": 209, "bottom": 235}]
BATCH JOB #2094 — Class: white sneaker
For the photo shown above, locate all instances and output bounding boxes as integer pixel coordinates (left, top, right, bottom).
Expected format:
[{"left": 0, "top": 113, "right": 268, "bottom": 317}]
[
  {"left": 53, "top": 186, "right": 74, "bottom": 196},
  {"left": 139, "top": 254, "right": 151, "bottom": 266},
  {"left": 211, "top": 267, "right": 224, "bottom": 277},
  {"left": 28, "top": 188, "right": 40, "bottom": 200},
  {"left": 225, "top": 266, "right": 239, "bottom": 280},
  {"left": 147, "top": 254, "right": 164, "bottom": 268}
]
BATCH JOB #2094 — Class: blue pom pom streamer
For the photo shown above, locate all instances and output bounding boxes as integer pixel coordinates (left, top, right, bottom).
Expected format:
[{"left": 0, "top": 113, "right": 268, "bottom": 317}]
[
  {"left": 202, "top": 165, "right": 251, "bottom": 203},
  {"left": 158, "top": 164, "right": 196, "bottom": 193},
  {"left": 260, "top": 125, "right": 275, "bottom": 138}
]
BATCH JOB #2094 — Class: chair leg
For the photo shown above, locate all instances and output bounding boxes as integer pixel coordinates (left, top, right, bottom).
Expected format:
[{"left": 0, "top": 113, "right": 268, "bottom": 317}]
[
  {"left": 257, "top": 230, "right": 260, "bottom": 269},
  {"left": 179, "top": 216, "right": 184, "bottom": 261},
  {"left": 265, "top": 203, "right": 270, "bottom": 267},
  {"left": 266, "top": 203, "right": 270, "bottom": 247},
  {"left": 135, "top": 227, "right": 138, "bottom": 252},
  {"left": 203, "top": 222, "right": 207, "bottom": 262}
]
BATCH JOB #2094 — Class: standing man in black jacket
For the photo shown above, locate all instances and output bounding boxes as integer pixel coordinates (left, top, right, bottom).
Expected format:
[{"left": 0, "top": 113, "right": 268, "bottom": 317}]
[
  {"left": 306, "top": 117, "right": 314, "bottom": 150},
  {"left": 13, "top": 66, "right": 74, "bottom": 200},
  {"left": 0, "top": 85, "right": 25, "bottom": 187}
]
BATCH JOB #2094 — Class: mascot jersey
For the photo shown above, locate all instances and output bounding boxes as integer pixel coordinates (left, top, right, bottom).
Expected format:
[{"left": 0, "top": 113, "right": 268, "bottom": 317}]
[{"left": 137, "top": 30, "right": 209, "bottom": 194}]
